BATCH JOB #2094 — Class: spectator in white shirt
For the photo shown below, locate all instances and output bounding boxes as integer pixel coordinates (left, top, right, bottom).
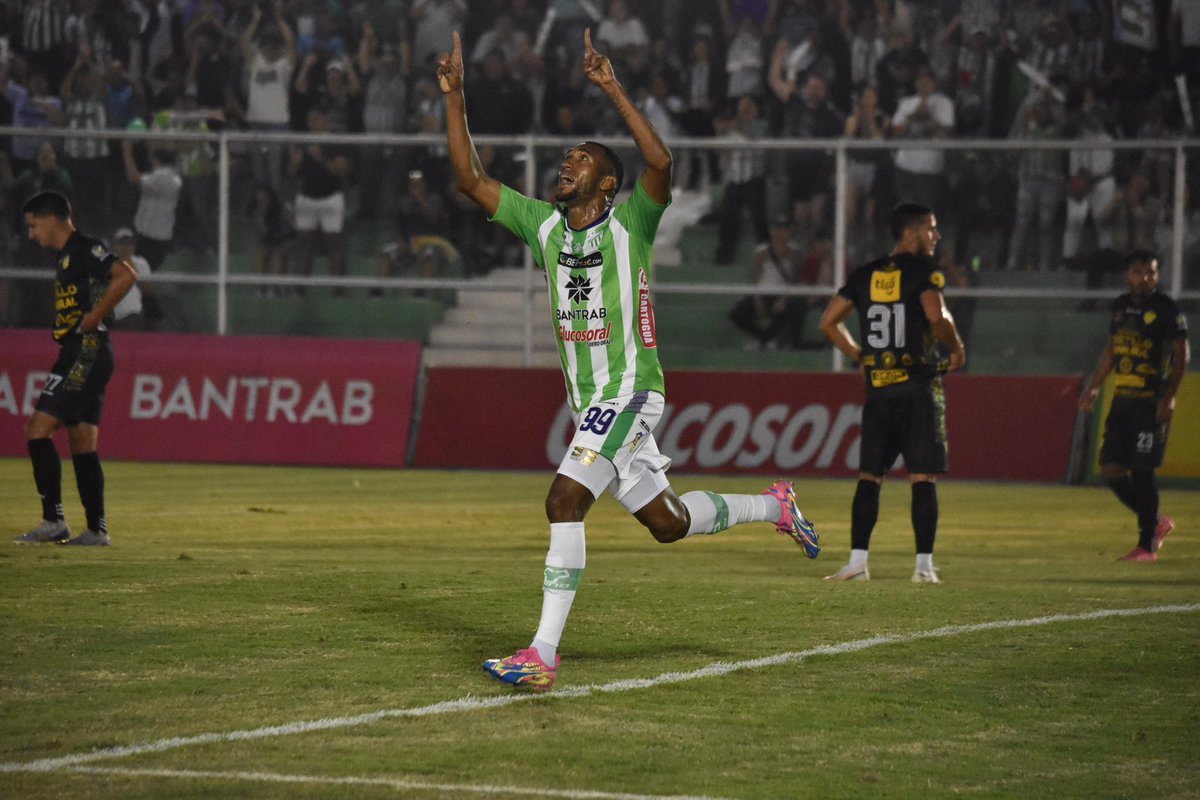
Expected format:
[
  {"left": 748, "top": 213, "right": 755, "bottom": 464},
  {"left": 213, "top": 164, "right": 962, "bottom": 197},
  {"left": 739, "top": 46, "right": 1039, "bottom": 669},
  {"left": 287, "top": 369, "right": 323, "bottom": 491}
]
[
  {"left": 111, "top": 227, "right": 156, "bottom": 329},
  {"left": 120, "top": 142, "right": 182, "bottom": 271},
  {"left": 891, "top": 66, "right": 954, "bottom": 211}
]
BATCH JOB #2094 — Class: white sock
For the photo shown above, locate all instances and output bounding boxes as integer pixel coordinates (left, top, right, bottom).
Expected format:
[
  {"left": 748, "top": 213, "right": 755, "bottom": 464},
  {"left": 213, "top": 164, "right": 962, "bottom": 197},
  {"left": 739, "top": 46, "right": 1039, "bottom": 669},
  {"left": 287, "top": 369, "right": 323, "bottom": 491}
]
[
  {"left": 916, "top": 553, "right": 934, "bottom": 573},
  {"left": 849, "top": 549, "right": 869, "bottom": 568},
  {"left": 531, "top": 522, "right": 586, "bottom": 664},
  {"left": 681, "top": 491, "right": 779, "bottom": 536}
]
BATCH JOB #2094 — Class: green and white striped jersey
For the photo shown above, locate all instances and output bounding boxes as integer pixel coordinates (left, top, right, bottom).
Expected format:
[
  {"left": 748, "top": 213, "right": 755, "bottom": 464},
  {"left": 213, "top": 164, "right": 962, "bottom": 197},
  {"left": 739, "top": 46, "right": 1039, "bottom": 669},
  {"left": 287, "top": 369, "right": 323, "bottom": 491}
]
[{"left": 491, "top": 180, "right": 670, "bottom": 412}]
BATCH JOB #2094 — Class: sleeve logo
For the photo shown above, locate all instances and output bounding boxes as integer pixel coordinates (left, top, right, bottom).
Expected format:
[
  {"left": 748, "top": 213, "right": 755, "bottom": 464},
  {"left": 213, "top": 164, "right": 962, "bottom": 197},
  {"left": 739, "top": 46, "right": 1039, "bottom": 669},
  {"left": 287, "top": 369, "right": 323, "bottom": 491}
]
[{"left": 930, "top": 270, "right": 946, "bottom": 288}]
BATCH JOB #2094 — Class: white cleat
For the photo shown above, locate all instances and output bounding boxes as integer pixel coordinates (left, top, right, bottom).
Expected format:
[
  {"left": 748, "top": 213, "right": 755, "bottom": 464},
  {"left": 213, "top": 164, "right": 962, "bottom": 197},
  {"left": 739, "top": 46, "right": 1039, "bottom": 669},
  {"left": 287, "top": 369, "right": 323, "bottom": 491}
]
[
  {"left": 911, "top": 569, "right": 941, "bottom": 584},
  {"left": 824, "top": 563, "right": 870, "bottom": 581}
]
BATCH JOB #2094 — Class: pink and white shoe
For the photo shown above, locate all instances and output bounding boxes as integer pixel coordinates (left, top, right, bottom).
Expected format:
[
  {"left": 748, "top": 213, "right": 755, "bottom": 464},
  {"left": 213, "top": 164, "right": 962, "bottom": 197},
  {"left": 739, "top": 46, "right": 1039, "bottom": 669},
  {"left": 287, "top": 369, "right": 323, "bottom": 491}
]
[
  {"left": 1152, "top": 516, "right": 1174, "bottom": 553},
  {"left": 1118, "top": 547, "right": 1157, "bottom": 562},
  {"left": 483, "top": 647, "right": 559, "bottom": 690}
]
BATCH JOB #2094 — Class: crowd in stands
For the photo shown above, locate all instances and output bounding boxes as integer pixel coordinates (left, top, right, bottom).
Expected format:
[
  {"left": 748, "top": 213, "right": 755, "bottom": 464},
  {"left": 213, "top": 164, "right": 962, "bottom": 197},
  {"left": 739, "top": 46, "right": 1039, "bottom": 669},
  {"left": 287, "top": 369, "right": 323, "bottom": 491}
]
[{"left": 1, "top": 0, "right": 1198, "bottom": 329}]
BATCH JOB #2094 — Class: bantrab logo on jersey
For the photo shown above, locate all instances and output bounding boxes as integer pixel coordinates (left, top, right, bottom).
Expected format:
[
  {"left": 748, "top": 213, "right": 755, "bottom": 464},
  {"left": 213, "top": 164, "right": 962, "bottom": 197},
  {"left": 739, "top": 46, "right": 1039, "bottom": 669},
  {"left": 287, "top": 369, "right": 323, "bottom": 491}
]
[
  {"left": 565, "top": 273, "right": 592, "bottom": 303},
  {"left": 870, "top": 267, "right": 900, "bottom": 302}
]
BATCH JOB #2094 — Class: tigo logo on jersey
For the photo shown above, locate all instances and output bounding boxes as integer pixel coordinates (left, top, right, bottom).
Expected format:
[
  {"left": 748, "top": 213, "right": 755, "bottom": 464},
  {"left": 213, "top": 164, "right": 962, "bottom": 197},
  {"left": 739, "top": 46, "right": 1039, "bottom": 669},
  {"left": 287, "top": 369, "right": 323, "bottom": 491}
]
[
  {"left": 638, "top": 269, "right": 657, "bottom": 348},
  {"left": 870, "top": 269, "right": 900, "bottom": 302}
]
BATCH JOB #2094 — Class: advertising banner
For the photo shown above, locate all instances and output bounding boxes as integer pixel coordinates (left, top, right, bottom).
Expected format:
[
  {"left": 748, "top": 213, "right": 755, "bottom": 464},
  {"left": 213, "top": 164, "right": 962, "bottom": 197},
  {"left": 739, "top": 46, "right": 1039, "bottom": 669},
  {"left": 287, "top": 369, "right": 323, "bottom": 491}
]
[
  {"left": 0, "top": 330, "right": 421, "bottom": 467},
  {"left": 414, "top": 368, "right": 1082, "bottom": 482}
]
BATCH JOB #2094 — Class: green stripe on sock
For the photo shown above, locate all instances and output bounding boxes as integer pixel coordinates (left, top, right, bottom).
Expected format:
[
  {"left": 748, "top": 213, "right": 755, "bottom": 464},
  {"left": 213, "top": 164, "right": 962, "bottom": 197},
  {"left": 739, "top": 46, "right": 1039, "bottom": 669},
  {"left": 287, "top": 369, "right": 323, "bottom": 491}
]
[
  {"left": 544, "top": 566, "right": 584, "bottom": 591},
  {"left": 704, "top": 491, "right": 729, "bottom": 533}
]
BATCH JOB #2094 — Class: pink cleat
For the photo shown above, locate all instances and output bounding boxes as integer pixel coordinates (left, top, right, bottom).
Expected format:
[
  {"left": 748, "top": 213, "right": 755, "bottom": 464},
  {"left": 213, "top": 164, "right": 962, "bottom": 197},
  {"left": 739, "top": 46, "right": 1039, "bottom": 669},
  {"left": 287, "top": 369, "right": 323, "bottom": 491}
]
[
  {"left": 1152, "top": 516, "right": 1174, "bottom": 553},
  {"left": 483, "top": 647, "right": 559, "bottom": 690},
  {"left": 1118, "top": 547, "right": 1157, "bottom": 562},
  {"left": 761, "top": 480, "right": 819, "bottom": 558}
]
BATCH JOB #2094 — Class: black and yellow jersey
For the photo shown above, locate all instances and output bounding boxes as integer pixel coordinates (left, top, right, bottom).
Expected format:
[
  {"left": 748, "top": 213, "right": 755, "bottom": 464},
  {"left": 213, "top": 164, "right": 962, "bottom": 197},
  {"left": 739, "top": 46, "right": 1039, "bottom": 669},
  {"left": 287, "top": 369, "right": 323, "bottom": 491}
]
[
  {"left": 1107, "top": 292, "right": 1188, "bottom": 401},
  {"left": 52, "top": 232, "right": 117, "bottom": 343},
  {"left": 837, "top": 252, "right": 946, "bottom": 396}
]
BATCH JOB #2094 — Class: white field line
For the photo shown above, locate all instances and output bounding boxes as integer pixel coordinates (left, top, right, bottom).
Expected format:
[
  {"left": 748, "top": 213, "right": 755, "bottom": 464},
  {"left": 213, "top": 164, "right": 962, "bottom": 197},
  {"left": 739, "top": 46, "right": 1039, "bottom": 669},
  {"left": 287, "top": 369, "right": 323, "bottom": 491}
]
[
  {"left": 3, "top": 603, "right": 1197, "bottom": 779},
  {"left": 62, "top": 766, "right": 735, "bottom": 800}
]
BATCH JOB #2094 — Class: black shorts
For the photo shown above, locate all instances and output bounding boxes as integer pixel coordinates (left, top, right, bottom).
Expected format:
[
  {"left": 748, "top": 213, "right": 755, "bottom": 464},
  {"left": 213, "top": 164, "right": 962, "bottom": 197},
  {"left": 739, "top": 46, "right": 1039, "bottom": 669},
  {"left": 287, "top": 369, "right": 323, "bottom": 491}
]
[
  {"left": 35, "top": 334, "right": 114, "bottom": 427},
  {"left": 1099, "top": 398, "right": 1168, "bottom": 470},
  {"left": 858, "top": 380, "right": 948, "bottom": 476}
]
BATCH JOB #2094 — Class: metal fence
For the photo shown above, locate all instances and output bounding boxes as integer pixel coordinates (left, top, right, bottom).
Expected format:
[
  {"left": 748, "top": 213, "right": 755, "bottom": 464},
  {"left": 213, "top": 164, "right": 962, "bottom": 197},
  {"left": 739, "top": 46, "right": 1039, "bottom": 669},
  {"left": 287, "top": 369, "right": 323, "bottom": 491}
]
[{"left": 1, "top": 126, "right": 1196, "bottom": 373}]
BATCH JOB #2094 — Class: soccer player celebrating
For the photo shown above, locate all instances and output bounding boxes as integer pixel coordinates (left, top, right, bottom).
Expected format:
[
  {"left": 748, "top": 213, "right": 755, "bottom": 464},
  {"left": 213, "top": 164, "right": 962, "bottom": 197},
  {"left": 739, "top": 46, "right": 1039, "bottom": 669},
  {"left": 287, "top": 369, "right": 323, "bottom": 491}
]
[
  {"left": 438, "top": 30, "right": 819, "bottom": 690},
  {"left": 1079, "top": 251, "right": 1189, "bottom": 561},
  {"left": 14, "top": 191, "right": 139, "bottom": 546},
  {"left": 818, "top": 203, "right": 966, "bottom": 583}
]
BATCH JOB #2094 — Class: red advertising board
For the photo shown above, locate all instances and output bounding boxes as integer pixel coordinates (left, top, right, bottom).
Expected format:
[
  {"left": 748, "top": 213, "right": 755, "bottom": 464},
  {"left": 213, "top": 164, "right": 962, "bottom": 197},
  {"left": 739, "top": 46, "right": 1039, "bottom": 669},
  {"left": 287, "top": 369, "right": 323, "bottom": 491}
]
[
  {"left": 0, "top": 330, "right": 421, "bottom": 467},
  {"left": 414, "top": 368, "right": 1081, "bottom": 482}
]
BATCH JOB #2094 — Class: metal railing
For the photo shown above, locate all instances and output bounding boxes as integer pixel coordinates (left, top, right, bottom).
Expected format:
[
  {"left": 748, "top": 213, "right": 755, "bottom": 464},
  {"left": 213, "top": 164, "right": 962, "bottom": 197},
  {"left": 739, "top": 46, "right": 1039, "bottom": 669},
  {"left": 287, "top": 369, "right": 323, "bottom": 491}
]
[{"left": 1, "top": 126, "right": 1196, "bottom": 370}]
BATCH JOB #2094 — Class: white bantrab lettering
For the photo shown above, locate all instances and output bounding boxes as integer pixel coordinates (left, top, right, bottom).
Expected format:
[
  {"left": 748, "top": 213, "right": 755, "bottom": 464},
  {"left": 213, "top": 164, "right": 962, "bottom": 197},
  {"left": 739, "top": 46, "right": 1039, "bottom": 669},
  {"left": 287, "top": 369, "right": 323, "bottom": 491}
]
[
  {"left": 556, "top": 308, "right": 607, "bottom": 322},
  {"left": 128, "top": 374, "right": 374, "bottom": 425}
]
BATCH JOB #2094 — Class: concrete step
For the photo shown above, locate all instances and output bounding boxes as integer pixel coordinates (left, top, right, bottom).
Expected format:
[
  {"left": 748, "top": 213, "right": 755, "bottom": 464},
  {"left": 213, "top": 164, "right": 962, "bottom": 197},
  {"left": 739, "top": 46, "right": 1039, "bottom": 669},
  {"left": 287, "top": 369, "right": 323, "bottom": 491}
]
[
  {"left": 455, "top": 288, "right": 547, "bottom": 311},
  {"left": 430, "top": 325, "right": 557, "bottom": 348},
  {"left": 441, "top": 306, "right": 552, "bottom": 328},
  {"left": 423, "top": 347, "right": 561, "bottom": 368}
]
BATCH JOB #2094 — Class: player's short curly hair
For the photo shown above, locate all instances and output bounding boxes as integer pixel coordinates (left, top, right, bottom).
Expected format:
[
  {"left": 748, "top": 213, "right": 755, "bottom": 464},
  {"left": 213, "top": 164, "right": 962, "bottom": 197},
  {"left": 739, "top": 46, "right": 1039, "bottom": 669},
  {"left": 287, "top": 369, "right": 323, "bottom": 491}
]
[{"left": 22, "top": 190, "right": 72, "bottom": 220}]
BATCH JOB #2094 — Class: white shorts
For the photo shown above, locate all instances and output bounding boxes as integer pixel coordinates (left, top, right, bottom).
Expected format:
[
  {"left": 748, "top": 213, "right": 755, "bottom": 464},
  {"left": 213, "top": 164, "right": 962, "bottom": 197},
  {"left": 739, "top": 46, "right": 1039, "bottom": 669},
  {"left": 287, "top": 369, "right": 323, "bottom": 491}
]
[
  {"left": 557, "top": 391, "right": 672, "bottom": 513},
  {"left": 295, "top": 191, "right": 345, "bottom": 233}
]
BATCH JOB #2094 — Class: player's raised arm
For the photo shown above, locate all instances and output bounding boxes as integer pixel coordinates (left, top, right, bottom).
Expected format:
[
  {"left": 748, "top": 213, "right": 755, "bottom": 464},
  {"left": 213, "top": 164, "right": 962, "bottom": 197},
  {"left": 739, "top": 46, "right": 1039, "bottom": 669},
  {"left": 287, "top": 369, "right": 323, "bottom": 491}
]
[
  {"left": 439, "top": 32, "right": 501, "bottom": 216},
  {"left": 582, "top": 28, "right": 672, "bottom": 204}
]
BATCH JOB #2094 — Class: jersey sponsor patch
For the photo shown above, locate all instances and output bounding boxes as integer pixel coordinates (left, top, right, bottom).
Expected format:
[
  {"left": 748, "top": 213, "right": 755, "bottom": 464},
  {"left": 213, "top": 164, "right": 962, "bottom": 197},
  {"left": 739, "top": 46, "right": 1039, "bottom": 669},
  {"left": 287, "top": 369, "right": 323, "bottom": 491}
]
[
  {"left": 565, "top": 273, "right": 592, "bottom": 303},
  {"left": 637, "top": 269, "right": 657, "bottom": 348},
  {"left": 870, "top": 269, "right": 901, "bottom": 302},
  {"left": 568, "top": 446, "right": 599, "bottom": 466},
  {"left": 558, "top": 321, "right": 613, "bottom": 346},
  {"left": 1143, "top": 310, "right": 1156, "bottom": 325},
  {"left": 557, "top": 251, "right": 603, "bottom": 269},
  {"left": 870, "top": 368, "right": 910, "bottom": 388}
]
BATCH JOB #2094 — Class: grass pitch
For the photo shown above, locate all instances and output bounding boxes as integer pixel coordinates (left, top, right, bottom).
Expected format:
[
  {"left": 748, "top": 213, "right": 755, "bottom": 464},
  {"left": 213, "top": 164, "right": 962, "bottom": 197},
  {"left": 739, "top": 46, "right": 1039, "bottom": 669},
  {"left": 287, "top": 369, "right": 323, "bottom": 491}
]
[{"left": 1, "top": 458, "right": 1198, "bottom": 800}]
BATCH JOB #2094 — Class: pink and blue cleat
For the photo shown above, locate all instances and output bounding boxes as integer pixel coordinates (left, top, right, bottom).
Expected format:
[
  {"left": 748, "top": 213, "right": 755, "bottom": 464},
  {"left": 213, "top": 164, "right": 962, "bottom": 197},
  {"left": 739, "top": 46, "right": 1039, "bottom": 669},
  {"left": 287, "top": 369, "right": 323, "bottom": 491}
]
[
  {"left": 762, "top": 480, "right": 819, "bottom": 559},
  {"left": 483, "top": 647, "right": 559, "bottom": 690}
]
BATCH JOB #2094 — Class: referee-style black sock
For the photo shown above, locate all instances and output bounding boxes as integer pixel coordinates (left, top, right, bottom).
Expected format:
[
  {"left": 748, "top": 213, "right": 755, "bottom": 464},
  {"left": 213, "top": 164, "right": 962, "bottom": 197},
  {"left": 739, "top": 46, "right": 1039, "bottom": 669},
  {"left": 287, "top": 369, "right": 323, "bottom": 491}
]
[
  {"left": 28, "top": 438, "right": 64, "bottom": 522},
  {"left": 72, "top": 452, "right": 106, "bottom": 534},
  {"left": 850, "top": 479, "right": 881, "bottom": 551},
  {"left": 911, "top": 481, "right": 938, "bottom": 554},
  {"left": 1130, "top": 469, "right": 1159, "bottom": 551},
  {"left": 1105, "top": 476, "right": 1141, "bottom": 514}
]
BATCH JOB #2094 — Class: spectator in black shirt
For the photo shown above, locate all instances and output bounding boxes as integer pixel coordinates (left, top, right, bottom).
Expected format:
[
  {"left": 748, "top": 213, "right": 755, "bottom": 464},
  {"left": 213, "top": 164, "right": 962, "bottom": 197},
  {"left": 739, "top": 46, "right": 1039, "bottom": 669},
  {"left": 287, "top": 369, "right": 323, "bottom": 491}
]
[
  {"left": 289, "top": 106, "right": 351, "bottom": 294},
  {"left": 466, "top": 49, "right": 533, "bottom": 134}
]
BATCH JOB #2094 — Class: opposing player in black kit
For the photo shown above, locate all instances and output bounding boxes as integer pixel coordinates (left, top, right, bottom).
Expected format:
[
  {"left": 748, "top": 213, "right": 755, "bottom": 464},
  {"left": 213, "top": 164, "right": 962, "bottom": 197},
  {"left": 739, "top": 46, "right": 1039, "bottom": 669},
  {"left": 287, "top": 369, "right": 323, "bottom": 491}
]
[
  {"left": 14, "top": 191, "right": 138, "bottom": 546},
  {"left": 819, "top": 203, "right": 966, "bottom": 582},
  {"left": 1079, "top": 251, "right": 1189, "bottom": 561}
]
